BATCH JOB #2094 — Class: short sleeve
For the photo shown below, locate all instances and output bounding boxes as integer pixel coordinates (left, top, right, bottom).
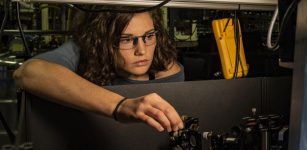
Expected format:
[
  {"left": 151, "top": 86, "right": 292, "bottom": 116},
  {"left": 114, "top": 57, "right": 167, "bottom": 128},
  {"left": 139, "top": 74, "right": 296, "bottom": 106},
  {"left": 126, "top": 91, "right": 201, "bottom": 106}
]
[{"left": 32, "top": 41, "right": 80, "bottom": 72}]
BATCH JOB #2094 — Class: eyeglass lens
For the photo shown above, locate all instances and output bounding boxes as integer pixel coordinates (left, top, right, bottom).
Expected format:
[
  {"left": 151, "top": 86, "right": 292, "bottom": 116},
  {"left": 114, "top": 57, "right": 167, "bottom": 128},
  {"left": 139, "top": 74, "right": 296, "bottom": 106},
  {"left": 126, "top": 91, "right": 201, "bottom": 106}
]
[{"left": 119, "top": 31, "right": 157, "bottom": 50}]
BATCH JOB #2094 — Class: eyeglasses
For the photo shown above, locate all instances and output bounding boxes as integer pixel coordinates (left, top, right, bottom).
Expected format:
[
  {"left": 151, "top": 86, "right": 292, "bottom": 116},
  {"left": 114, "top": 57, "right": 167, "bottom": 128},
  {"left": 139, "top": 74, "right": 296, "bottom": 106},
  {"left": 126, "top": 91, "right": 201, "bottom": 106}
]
[{"left": 118, "top": 30, "right": 158, "bottom": 50}]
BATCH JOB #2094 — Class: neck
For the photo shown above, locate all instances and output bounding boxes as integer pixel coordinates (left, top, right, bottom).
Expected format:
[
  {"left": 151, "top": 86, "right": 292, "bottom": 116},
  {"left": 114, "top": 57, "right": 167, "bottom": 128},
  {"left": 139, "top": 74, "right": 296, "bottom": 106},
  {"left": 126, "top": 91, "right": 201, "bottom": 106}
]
[{"left": 116, "top": 69, "right": 151, "bottom": 81}]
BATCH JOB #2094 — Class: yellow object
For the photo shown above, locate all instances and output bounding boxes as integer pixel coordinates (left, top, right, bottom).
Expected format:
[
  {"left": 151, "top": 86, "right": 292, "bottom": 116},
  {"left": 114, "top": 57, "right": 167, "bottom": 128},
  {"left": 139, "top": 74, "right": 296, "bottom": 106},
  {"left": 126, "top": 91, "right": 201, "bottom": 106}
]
[{"left": 212, "top": 18, "right": 249, "bottom": 79}]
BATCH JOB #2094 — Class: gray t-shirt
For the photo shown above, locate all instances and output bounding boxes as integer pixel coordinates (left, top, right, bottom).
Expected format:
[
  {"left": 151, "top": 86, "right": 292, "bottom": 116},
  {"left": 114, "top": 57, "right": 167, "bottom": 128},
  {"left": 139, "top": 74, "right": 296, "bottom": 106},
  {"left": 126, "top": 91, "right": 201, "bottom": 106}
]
[
  {"left": 33, "top": 41, "right": 80, "bottom": 71},
  {"left": 34, "top": 41, "right": 185, "bottom": 85}
]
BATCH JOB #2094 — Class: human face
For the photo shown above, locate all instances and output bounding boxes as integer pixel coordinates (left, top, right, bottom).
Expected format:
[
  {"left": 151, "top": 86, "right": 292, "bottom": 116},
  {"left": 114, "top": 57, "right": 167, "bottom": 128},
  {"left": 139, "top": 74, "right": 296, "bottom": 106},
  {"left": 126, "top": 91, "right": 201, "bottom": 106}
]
[{"left": 118, "top": 12, "right": 156, "bottom": 80}]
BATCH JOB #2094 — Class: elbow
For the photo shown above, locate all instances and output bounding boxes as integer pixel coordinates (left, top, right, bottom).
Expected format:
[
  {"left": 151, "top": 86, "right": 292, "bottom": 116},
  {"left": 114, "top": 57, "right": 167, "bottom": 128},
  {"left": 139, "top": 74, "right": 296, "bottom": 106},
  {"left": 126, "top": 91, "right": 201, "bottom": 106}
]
[
  {"left": 13, "top": 63, "right": 26, "bottom": 82},
  {"left": 13, "top": 68, "right": 22, "bottom": 88},
  {"left": 13, "top": 59, "right": 45, "bottom": 89},
  {"left": 13, "top": 63, "right": 25, "bottom": 88}
]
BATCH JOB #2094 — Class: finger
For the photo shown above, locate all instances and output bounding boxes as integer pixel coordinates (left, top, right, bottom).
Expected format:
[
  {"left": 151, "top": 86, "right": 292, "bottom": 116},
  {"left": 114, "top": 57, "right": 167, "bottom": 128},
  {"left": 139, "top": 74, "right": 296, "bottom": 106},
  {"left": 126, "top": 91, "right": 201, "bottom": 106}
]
[
  {"left": 138, "top": 113, "right": 164, "bottom": 132},
  {"left": 162, "top": 106, "right": 183, "bottom": 131},
  {"left": 144, "top": 106, "right": 172, "bottom": 132},
  {"left": 151, "top": 100, "right": 183, "bottom": 131}
]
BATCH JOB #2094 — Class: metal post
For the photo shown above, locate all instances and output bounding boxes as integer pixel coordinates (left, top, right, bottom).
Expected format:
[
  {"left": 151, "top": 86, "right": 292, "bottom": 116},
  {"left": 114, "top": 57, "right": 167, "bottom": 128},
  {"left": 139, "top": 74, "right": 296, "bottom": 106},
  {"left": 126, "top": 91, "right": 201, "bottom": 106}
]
[{"left": 288, "top": 0, "right": 307, "bottom": 150}]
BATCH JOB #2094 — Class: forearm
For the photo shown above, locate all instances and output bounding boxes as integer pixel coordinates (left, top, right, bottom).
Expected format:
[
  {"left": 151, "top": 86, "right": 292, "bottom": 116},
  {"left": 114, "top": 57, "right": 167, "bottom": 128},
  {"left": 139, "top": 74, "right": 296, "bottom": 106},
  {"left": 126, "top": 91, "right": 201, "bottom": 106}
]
[
  {"left": 14, "top": 59, "right": 184, "bottom": 132},
  {"left": 13, "top": 59, "right": 123, "bottom": 117}
]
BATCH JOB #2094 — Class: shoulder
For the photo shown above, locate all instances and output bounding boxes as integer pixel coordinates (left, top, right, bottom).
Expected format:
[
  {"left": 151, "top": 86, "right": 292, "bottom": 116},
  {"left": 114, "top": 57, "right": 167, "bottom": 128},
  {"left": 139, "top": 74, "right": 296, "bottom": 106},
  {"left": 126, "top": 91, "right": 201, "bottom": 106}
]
[
  {"left": 32, "top": 40, "right": 80, "bottom": 71},
  {"left": 155, "top": 61, "right": 183, "bottom": 79},
  {"left": 34, "top": 40, "right": 79, "bottom": 58}
]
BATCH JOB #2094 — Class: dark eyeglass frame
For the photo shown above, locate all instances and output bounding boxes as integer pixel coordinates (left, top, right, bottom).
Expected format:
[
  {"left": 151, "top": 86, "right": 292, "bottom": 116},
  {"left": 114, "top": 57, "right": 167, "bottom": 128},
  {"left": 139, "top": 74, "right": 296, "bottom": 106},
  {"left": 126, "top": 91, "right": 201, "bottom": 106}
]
[{"left": 118, "top": 30, "right": 158, "bottom": 50}]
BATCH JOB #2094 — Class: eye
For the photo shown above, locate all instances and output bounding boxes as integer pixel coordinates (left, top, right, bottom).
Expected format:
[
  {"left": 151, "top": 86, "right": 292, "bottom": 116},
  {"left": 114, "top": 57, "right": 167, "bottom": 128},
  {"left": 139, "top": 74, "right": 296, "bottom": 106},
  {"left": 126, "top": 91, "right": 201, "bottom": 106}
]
[
  {"left": 145, "top": 33, "right": 155, "bottom": 40},
  {"left": 120, "top": 37, "right": 133, "bottom": 44}
]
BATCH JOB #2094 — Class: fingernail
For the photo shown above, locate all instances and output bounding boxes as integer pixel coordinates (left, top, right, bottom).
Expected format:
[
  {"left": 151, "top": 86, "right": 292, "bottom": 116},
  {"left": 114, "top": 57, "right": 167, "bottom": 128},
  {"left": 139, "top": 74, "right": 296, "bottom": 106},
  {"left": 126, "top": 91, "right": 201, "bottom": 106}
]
[
  {"left": 179, "top": 123, "right": 184, "bottom": 129},
  {"left": 173, "top": 126, "right": 178, "bottom": 131},
  {"left": 159, "top": 127, "right": 164, "bottom": 132},
  {"left": 167, "top": 127, "right": 172, "bottom": 132}
]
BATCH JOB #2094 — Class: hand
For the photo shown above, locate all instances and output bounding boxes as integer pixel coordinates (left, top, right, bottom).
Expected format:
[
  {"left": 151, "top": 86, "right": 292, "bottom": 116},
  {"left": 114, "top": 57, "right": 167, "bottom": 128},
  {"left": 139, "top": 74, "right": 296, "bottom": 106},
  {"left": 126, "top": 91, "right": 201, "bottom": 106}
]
[{"left": 116, "top": 93, "right": 184, "bottom": 132}]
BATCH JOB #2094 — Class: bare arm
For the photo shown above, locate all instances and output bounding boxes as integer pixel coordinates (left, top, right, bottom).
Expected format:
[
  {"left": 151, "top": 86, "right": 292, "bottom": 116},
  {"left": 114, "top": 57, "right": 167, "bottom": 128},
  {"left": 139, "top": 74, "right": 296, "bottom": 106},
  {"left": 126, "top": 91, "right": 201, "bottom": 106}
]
[
  {"left": 13, "top": 59, "right": 183, "bottom": 132},
  {"left": 14, "top": 59, "right": 123, "bottom": 116}
]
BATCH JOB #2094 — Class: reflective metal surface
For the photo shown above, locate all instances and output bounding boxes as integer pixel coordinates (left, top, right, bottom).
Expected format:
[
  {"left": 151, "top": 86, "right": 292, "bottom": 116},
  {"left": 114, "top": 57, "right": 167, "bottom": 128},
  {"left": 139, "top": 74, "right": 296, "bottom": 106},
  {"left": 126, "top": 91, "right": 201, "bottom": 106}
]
[
  {"left": 289, "top": 0, "right": 307, "bottom": 150},
  {"left": 11, "top": 0, "right": 277, "bottom": 10}
]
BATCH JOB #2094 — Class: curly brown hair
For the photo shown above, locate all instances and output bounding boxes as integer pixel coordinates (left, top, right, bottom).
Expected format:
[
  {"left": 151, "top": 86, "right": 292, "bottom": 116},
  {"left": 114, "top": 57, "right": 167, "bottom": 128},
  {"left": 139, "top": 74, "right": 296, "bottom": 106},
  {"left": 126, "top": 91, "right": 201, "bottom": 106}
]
[{"left": 72, "top": 6, "right": 177, "bottom": 86}]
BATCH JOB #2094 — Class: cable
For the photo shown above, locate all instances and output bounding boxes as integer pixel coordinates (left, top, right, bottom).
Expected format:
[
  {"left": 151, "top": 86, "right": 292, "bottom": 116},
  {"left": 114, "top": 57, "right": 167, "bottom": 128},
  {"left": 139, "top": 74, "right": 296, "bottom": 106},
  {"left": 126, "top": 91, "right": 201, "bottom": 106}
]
[
  {"left": 238, "top": 15, "right": 245, "bottom": 78},
  {"left": 69, "top": 0, "right": 172, "bottom": 13},
  {"left": 15, "top": 89, "right": 28, "bottom": 146},
  {"left": 267, "top": 0, "right": 300, "bottom": 50},
  {"left": 239, "top": 55, "right": 245, "bottom": 77},
  {"left": 234, "top": 13, "right": 238, "bottom": 79},
  {"left": 220, "top": 7, "right": 245, "bottom": 79},
  {"left": 0, "top": 111, "right": 15, "bottom": 143},
  {"left": 233, "top": 6, "right": 241, "bottom": 79},
  {"left": 0, "top": 2, "right": 16, "bottom": 144},
  {"left": 0, "top": 0, "right": 8, "bottom": 40},
  {"left": 221, "top": 8, "right": 244, "bottom": 79},
  {"left": 266, "top": 6, "right": 279, "bottom": 51},
  {"left": 223, "top": 18, "right": 231, "bottom": 33},
  {"left": 16, "top": 1, "right": 31, "bottom": 59}
]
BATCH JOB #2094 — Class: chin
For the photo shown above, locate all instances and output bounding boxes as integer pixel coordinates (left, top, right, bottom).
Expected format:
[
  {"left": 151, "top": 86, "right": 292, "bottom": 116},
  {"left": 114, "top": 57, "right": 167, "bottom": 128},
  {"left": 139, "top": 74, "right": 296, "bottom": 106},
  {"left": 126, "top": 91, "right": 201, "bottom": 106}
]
[
  {"left": 129, "top": 67, "right": 150, "bottom": 76},
  {"left": 131, "top": 70, "right": 148, "bottom": 76}
]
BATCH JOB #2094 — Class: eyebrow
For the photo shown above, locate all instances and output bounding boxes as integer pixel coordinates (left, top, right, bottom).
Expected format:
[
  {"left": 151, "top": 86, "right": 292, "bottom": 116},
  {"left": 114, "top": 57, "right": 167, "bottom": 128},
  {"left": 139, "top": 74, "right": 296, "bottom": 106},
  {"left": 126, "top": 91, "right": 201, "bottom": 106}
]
[{"left": 121, "top": 29, "right": 155, "bottom": 37}]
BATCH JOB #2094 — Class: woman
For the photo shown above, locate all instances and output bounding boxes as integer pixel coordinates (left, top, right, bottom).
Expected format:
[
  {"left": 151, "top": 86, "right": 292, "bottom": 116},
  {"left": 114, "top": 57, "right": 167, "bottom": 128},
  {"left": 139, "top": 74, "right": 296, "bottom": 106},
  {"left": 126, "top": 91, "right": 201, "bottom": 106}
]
[{"left": 13, "top": 6, "right": 184, "bottom": 132}]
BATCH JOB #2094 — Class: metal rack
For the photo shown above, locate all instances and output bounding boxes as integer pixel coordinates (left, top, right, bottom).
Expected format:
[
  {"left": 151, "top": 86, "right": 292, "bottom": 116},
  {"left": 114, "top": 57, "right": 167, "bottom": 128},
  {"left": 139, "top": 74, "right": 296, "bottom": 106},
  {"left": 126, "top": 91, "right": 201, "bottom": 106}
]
[
  {"left": 12, "top": 0, "right": 277, "bottom": 10},
  {"left": 2, "top": 30, "right": 71, "bottom": 36}
]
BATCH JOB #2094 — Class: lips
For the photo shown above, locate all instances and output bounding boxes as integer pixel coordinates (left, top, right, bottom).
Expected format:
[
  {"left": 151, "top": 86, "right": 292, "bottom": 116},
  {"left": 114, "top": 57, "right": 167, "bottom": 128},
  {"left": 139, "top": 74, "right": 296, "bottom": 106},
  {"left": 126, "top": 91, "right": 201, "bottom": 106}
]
[{"left": 133, "top": 59, "right": 149, "bottom": 66}]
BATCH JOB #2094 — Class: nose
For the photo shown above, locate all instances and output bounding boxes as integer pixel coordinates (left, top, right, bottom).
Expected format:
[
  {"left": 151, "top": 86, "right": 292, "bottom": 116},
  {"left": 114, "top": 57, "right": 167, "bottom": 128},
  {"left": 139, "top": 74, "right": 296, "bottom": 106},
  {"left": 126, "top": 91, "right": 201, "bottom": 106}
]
[{"left": 134, "top": 37, "right": 146, "bottom": 55}]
